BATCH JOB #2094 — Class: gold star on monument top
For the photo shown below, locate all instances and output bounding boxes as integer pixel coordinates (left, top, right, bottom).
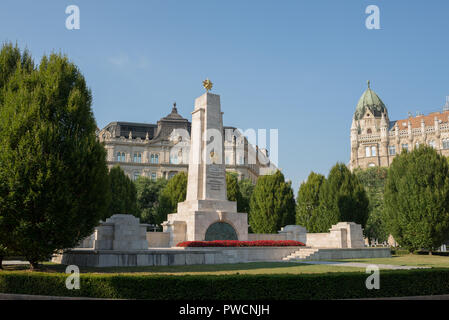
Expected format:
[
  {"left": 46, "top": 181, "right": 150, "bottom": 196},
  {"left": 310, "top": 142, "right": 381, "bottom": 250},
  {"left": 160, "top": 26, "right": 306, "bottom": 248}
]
[{"left": 203, "top": 78, "right": 213, "bottom": 92}]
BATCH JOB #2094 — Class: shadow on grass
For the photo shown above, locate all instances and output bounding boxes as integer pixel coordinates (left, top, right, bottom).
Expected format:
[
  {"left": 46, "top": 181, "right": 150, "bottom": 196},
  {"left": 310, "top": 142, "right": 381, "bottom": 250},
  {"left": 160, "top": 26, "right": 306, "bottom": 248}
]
[{"left": 2, "top": 261, "right": 333, "bottom": 274}]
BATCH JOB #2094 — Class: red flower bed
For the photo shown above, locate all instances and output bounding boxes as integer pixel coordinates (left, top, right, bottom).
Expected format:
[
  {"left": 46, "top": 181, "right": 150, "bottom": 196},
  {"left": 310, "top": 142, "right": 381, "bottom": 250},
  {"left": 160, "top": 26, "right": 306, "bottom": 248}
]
[{"left": 176, "top": 240, "right": 305, "bottom": 247}]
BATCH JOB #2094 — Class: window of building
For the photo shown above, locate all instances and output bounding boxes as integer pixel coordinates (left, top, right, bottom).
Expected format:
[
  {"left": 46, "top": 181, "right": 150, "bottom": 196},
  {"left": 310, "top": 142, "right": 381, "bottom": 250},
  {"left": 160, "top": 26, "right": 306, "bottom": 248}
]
[
  {"left": 402, "top": 144, "right": 408, "bottom": 152},
  {"left": 443, "top": 139, "right": 449, "bottom": 150},
  {"left": 389, "top": 145, "right": 396, "bottom": 156},
  {"left": 368, "top": 163, "right": 376, "bottom": 167},
  {"left": 367, "top": 129, "right": 372, "bottom": 134},
  {"left": 155, "top": 154, "right": 159, "bottom": 164},
  {"left": 133, "top": 172, "right": 140, "bottom": 181},
  {"left": 121, "top": 152, "right": 126, "bottom": 162},
  {"left": 150, "top": 154, "right": 154, "bottom": 163},
  {"left": 429, "top": 140, "right": 436, "bottom": 149},
  {"left": 117, "top": 152, "right": 122, "bottom": 162},
  {"left": 151, "top": 172, "right": 157, "bottom": 180},
  {"left": 415, "top": 142, "right": 420, "bottom": 149},
  {"left": 133, "top": 153, "right": 142, "bottom": 163},
  {"left": 168, "top": 172, "right": 177, "bottom": 179},
  {"left": 225, "top": 156, "right": 230, "bottom": 165},
  {"left": 365, "top": 147, "right": 371, "bottom": 157},
  {"left": 371, "top": 146, "right": 376, "bottom": 157},
  {"left": 170, "top": 154, "right": 178, "bottom": 164},
  {"left": 238, "top": 156, "right": 244, "bottom": 165}
]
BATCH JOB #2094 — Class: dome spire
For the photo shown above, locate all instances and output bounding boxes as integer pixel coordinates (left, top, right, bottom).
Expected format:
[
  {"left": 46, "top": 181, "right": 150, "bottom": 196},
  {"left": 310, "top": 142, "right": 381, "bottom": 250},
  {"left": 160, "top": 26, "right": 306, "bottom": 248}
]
[{"left": 367, "top": 80, "right": 371, "bottom": 89}]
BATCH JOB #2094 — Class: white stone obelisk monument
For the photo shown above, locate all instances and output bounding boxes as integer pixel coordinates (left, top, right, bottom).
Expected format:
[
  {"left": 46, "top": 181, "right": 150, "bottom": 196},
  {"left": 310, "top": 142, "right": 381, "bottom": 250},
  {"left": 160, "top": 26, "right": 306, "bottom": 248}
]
[{"left": 162, "top": 81, "right": 248, "bottom": 246}]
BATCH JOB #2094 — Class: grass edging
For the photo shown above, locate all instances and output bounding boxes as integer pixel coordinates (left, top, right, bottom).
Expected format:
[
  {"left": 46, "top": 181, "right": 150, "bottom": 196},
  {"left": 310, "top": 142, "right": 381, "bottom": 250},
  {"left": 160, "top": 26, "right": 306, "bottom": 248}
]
[{"left": 1, "top": 268, "right": 449, "bottom": 300}]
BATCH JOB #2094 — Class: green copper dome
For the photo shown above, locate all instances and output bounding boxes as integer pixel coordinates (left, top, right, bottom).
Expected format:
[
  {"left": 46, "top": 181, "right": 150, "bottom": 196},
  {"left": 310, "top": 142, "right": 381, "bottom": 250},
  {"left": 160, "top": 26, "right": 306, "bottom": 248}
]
[{"left": 354, "top": 81, "right": 387, "bottom": 120}]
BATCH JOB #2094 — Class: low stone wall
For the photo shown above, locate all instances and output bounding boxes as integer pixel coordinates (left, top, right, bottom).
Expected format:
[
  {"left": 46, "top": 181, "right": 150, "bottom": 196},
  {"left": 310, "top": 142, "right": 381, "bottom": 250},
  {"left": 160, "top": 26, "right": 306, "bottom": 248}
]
[
  {"left": 54, "top": 246, "right": 304, "bottom": 268},
  {"left": 247, "top": 233, "right": 287, "bottom": 241},
  {"left": 306, "top": 233, "right": 334, "bottom": 248},
  {"left": 147, "top": 232, "right": 170, "bottom": 248}
]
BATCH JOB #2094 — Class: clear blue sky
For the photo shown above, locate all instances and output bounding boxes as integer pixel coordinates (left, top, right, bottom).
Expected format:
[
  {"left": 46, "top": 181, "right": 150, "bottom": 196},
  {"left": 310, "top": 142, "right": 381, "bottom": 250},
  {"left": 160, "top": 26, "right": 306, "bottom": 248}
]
[{"left": 1, "top": 0, "right": 448, "bottom": 192}]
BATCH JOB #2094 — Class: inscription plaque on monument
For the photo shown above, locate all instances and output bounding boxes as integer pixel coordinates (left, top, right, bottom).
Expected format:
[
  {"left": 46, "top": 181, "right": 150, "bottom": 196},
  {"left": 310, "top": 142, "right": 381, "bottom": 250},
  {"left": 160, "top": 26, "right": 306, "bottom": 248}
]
[{"left": 206, "top": 164, "right": 224, "bottom": 191}]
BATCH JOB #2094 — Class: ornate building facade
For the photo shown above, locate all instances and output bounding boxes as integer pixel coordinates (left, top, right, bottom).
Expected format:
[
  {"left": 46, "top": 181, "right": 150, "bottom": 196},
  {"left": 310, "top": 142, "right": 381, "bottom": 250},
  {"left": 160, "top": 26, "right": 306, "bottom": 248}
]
[
  {"left": 98, "top": 103, "right": 276, "bottom": 182},
  {"left": 350, "top": 82, "right": 449, "bottom": 170}
]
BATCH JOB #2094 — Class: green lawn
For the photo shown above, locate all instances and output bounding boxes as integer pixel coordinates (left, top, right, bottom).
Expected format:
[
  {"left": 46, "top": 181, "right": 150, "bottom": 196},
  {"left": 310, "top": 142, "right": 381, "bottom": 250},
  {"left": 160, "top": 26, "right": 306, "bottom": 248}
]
[
  {"left": 332, "top": 254, "right": 449, "bottom": 268},
  {"left": 1, "top": 261, "right": 367, "bottom": 275},
  {"left": 3, "top": 254, "right": 449, "bottom": 276}
]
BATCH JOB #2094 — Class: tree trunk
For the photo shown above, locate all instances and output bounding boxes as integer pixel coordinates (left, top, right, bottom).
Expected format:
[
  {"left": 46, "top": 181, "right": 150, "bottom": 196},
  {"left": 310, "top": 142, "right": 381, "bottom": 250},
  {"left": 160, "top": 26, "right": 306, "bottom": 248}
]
[
  {"left": 429, "top": 250, "right": 433, "bottom": 256},
  {"left": 0, "top": 255, "right": 3, "bottom": 270}
]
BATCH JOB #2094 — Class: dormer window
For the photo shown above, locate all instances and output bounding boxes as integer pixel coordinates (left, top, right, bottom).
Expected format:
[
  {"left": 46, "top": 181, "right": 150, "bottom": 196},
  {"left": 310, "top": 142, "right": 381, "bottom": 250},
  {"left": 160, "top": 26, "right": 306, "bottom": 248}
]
[{"left": 367, "top": 129, "right": 372, "bottom": 134}]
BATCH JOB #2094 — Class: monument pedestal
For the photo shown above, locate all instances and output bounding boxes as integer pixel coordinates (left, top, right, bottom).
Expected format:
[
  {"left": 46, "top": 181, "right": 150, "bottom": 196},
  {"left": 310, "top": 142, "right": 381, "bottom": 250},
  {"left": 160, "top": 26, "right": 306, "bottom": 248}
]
[{"left": 163, "top": 200, "right": 248, "bottom": 247}]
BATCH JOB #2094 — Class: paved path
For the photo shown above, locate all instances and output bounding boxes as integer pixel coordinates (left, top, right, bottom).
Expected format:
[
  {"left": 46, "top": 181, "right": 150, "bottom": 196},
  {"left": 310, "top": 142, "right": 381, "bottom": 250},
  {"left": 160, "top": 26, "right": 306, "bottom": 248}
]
[{"left": 288, "top": 260, "right": 430, "bottom": 270}]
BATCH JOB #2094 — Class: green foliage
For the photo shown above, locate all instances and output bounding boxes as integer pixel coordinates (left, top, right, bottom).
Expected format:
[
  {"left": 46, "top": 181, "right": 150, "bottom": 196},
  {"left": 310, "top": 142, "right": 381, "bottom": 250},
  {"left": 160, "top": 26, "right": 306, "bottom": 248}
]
[
  {"left": 2, "top": 268, "right": 449, "bottom": 299},
  {"left": 316, "top": 163, "right": 369, "bottom": 233},
  {"left": 107, "top": 166, "right": 137, "bottom": 218},
  {"left": 384, "top": 146, "right": 449, "bottom": 252},
  {"left": 354, "top": 167, "right": 389, "bottom": 243},
  {"left": 134, "top": 176, "right": 168, "bottom": 225},
  {"left": 0, "top": 43, "right": 110, "bottom": 268},
  {"left": 237, "top": 178, "right": 254, "bottom": 213},
  {"left": 296, "top": 172, "right": 326, "bottom": 233},
  {"left": 249, "top": 170, "right": 296, "bottom": 233},
  {"left": 225, "top": 172, "right": 242, "bottom": 203},
  {"left": 157, "top": 172, "right": 188, "bottom": 222}
]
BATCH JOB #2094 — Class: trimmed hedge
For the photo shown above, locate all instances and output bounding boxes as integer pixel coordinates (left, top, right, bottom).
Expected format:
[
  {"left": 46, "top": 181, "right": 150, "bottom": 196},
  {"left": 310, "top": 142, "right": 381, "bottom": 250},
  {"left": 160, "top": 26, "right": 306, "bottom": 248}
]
[
  {"left": 1, "top": 268, "right": 449, "bottom": 299},
  {"left": 176, "top": 240, "right": 305, "bottom": 247}
]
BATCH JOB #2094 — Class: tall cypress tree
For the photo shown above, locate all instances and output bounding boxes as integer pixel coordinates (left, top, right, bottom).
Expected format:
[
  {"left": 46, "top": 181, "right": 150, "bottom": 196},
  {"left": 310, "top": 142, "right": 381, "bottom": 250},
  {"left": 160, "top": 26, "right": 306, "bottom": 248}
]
[
  {"left": 108, "top": 166, "right": 138, "bottom": 218},
  {"left": 384, "top": 146, "right": 449, "bottom": 252},
  {"left": 157, "top": 172, "right": 188, "bottom": 223},
  {"left": 316, "top": 163, "right": 369, "bottom": 232},
  {"left": 238, "top": 178, "right": 254, "bottom": 213},
  {"left": 0, "top": 44, "right": 110, "bottom": 269},
  {"left": 249, "top": 170, "right": 295, "bottom": 233},
  {"left": 296, "top": 172, "right": 326, "bottom": 233},
  {"left": 226, "top": 172, "right": 242, "bottom": 204},
  {"left": 355, "top": 167, "right": 388, "bottom": 244}
]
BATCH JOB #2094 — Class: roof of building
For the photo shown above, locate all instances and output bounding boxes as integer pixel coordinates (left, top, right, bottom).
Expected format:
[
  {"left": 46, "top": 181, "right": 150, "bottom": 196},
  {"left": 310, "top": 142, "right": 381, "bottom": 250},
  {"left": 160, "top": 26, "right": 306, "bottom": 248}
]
[
  {"left": 354, "top": 81, "right": 387, "bottom": 120},
  {"left": 391, "top": 110, "right": 449, "bottom": 130},
  {"left": 159, "top": 103, "right": 189, "bottom": 122}
]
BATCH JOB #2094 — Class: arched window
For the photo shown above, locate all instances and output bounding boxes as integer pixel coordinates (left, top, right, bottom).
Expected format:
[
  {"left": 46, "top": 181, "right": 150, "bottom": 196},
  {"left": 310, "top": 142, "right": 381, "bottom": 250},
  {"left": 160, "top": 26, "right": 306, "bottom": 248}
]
[
  {"left": 138, "top": 154, "right": 142, "bottom": 163},
  {"left": 367, "top": 129, "right": 372, "bottom": 134},
  {"left": 371, "top": 146, "right": 376, "bottom": 157},
  {"left": 429, "top": 140, "right": 436, "bottom": 149},
  {"left": 117, "top": 152, "right": 121, "bottom": 162},
  {"left": 155, "top": 154, "right": 159, "bottom": 164},
  {"left": 150, "top": 154, "right": 154, "bottom": 164},
  {"left": 122, "top": 152, "right": 126, "bottom": 162}
]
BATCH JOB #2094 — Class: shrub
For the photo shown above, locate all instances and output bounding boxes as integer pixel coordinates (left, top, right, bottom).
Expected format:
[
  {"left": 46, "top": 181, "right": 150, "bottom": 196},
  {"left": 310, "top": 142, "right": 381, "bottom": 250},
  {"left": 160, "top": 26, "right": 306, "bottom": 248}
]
[
  {"left": 1, "top": 269, "right": 449, "bottom": 300},
  {"left": 176, "top": 240, "right": 305, "bottom": 247}
]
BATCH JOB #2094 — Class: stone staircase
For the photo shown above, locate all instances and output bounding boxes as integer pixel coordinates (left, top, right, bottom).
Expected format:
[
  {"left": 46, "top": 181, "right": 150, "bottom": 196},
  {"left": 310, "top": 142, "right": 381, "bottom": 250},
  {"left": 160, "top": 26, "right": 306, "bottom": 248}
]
[{"left": 282, "top": 248, "right": 321, "bottom": 261}]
